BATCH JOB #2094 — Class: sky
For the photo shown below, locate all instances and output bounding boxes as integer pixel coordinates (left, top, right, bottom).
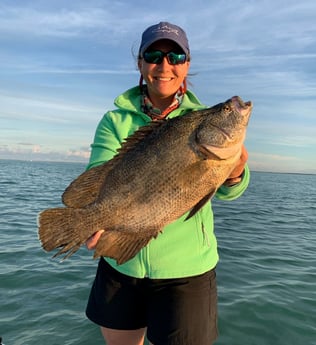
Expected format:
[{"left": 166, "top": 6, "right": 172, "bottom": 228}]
[{"left": 0, "top": 0, "right": 315, "bottom": 174}]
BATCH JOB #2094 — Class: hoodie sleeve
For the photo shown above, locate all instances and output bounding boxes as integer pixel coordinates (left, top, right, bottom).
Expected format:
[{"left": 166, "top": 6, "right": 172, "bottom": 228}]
[
  {"left": 86, "top": 112, "right": 122, "bottom": 170},
  {"left": 215, "top": 164, "right": 250, "bottom": 201}
]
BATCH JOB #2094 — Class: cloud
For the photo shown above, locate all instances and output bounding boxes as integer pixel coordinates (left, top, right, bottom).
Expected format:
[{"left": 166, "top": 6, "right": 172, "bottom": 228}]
[
  {"left": 66, "top": 149, "right": 90, "bottom": 160},
  {"left": 0, "top": 3, "right": 147, "bottom": 41},
  {"left": 251, "top": 152, "right": 297, "bottom": 162},
  {"left": 269, "top": 136, "right": 316, "bottom": 148},
  {"left": 186, "top": 1, "right": 316, "bottom": 53},
  {"left": 0, "top": 90, "right": 104, "bottom": 124},
  {"left": 249, "top": 152, "right": 316, "bottom": 174},
  {"left": 0, "top": 6, "right": 108, "bottom": 38},
  {"left": 32, "top": 145, "right": 41, "bottom": 153},
  {"left": 0, "top": 144, "right": 89, "bottom": 162},
  {"left": 18, "top": 67, "right": 139, "bottom": 75}
]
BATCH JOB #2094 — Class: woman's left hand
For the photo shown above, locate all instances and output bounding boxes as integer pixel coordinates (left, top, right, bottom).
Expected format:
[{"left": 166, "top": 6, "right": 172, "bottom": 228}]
[{"left": 223, "top": 145, "right": 248, "bottom": 186}]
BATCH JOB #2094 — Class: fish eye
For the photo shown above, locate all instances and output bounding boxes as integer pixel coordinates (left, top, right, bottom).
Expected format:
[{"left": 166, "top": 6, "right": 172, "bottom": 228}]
[{"left": 223, "top": 105, "right": 230, "bottom": 112}]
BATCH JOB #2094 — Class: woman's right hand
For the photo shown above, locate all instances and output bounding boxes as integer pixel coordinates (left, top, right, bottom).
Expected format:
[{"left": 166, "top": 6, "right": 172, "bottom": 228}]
[{"left": 86, "top": 230, "right": 105, "bottom": 250}]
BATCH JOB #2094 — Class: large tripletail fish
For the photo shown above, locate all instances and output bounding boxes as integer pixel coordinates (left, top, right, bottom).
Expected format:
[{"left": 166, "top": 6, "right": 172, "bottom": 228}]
[{"left": 38, "top": 96, "right": 252, "bottom": 264}]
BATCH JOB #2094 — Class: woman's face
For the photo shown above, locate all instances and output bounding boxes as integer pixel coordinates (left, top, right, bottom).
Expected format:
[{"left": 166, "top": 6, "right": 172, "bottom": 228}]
[{"left": 138, "top": 39, "right": 190, "bottom": 106}]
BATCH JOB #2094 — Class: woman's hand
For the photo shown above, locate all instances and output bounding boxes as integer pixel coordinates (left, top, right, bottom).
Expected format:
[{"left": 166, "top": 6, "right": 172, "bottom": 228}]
[
  {"left": 223, "top": 145, "right": 248, "bottom": 186},
  {"left": 86, "top": 230, "right": 105, "bottom": 250}
]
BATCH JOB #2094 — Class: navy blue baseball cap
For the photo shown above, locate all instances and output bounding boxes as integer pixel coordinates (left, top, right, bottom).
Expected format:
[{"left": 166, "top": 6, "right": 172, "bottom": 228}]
[{"left": 139, "top": 22, "right": 190, "bottom": 58}]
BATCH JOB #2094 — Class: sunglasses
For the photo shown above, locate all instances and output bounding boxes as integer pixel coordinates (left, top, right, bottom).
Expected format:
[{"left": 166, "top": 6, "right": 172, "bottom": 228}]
[{"left": 143, "top": 50, "right": 187, "bottom": 65}]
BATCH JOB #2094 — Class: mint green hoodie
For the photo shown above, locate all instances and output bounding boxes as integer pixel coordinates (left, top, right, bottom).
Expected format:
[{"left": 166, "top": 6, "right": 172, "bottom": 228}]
[{"left": 87, "top": 86, "right": 250, "bottom": 279}]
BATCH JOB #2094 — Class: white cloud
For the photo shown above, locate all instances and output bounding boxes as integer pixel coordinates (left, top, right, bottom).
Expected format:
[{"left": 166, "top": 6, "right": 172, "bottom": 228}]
[
  {"left": 0, "top": 6, "right": 110, "bottom": 37},
  {"left": 0, "top": 91, "right": 104, "bottom": 124},
  {"left": 269, "top": 136, "right": 316, "bottom": 148},
  {"left": 0, "top": 3, "right": 148, "bottom": 41},
  {"left": 251, "top": 152, "right": 297, "bottom": 162},
  {"left": 67, "top": 149, "right": 90, "bottom": 160},
  {"left": 0, "top": 144, "right": 89, "bottom": 162}
]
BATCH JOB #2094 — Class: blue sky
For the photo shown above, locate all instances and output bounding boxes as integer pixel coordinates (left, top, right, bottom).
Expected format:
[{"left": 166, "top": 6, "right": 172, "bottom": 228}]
[{"left": 1, "top": 0, "right": 315, "bottom": 173}]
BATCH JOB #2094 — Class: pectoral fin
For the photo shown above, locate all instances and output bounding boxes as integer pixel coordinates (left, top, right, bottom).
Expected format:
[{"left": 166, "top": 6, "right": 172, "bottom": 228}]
[
  {"left": 185, "top": 190, "right": 216, "bottom": 220},
  {"left": 94, "top": 231, "right": 153, "bottom": 264}
]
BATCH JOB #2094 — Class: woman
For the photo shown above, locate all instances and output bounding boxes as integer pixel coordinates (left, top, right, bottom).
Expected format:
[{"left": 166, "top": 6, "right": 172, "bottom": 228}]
[{"left": 85, "top": 22, "right": 250, "bottom": 345}]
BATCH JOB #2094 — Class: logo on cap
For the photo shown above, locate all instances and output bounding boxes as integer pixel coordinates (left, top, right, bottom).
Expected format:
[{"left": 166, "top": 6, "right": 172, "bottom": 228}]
[{"left": 152, "top": 23, "right": 180, "bottom": 36}]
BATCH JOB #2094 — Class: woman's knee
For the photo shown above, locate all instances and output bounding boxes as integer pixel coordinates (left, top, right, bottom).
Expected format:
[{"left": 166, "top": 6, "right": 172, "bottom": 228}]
[{"left": 100, "top": 327, "right": 146, "bottom": 345}]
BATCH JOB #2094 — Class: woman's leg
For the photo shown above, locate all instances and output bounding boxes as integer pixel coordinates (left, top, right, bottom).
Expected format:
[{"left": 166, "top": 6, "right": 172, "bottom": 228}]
[
  {"left": 86, "top": 259, "right": 148, "bottom": 343},
  {"left": 100, "top": 327, "right": 147, "bottom": 345}
]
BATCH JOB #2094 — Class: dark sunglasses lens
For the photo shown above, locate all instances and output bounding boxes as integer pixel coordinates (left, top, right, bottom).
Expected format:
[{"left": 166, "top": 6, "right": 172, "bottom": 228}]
[
  {"left": 143, "top": 51, "right": 163, "bottom": 64},
  {"left": 167, "top": 52, "right": 186, "bottom": 65},
  {"left": 143, "top": 51, "right": 187, "bottom": 65}
]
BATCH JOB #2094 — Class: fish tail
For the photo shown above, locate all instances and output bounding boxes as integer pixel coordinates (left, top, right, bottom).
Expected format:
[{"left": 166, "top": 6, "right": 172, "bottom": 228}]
[{"left": 38, "top": 207, "right": 89, "bottom": 259}]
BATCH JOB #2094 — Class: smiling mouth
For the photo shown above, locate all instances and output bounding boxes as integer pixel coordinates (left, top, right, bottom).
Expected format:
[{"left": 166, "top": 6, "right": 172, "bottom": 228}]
[{"left": 155, "top": 77, "right": 173, "bottom": 81}]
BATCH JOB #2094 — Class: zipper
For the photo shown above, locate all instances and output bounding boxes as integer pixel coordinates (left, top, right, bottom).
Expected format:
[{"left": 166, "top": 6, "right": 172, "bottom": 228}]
[
  {"left": 142, "top": 244, "right": 151, "bottom": 277},
  {"left": 201, "top": 221, "right": 211, "bottom": 247}
]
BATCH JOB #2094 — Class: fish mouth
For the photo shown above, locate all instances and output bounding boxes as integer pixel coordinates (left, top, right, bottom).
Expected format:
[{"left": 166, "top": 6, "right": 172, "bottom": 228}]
[{"left": 231, "top": 96, "right": 252, "bottom": 117}]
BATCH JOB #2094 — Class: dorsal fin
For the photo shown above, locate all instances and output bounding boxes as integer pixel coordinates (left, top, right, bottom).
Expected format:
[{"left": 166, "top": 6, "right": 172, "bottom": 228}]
[
  {"left": 62, "top": 163, "right": 114, "bottom": 207},
  {"left": 116, "top": 120, "right": 165, "bottom": 155},
  {"left": 62, "top": 120, "right": 166, "bottom": 208}
]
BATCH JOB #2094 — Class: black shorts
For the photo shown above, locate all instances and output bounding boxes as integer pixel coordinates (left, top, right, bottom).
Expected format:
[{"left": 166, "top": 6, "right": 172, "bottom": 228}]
[{"left": 86, "top": 258, "right": 218, "bottom": 345}]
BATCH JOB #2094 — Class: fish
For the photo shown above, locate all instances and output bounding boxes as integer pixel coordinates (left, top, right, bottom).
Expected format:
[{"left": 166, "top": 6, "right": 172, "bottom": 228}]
[{"left": 38, "top": 96, "right": 252, "bottom": 264}]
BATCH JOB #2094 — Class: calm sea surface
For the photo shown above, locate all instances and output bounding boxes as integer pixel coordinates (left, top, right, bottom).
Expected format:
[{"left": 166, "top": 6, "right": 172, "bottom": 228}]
[{"left": 0, "top": 160, "right": 315, "bottom": 345}]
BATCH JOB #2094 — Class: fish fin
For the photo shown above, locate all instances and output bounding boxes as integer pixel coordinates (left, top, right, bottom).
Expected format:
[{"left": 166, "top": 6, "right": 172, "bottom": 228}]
[
  {"left": 38, "top": 207, "right": 92, "bottom": 259},
  {"left": 62, "top": 163, "right": 114, "bottom": 207},
  {"left": 62, "top": 121, "right": 165, "bottom": 208},
  {"left": 185, "top": 190, "right": 216, "bottom": 220},
  {"left": 94, "top": 231, "right": 153, "bottom": 264},
  {"left": 115, "top": 120, "right": 165, "bottom": 155}
]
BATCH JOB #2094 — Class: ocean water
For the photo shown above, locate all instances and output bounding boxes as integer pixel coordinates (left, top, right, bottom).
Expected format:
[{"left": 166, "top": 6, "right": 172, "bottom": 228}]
[{"left": 0, "top": 159, "right": 315, "bottom": 345}]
